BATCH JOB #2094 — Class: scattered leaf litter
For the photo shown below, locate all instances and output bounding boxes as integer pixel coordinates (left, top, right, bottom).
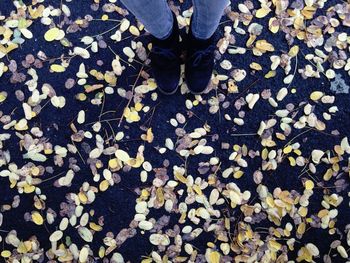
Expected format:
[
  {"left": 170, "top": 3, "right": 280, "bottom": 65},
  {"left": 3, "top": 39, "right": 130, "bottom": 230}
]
[{"left": 0, "top": 0, "right": 350, "bottom": 262}]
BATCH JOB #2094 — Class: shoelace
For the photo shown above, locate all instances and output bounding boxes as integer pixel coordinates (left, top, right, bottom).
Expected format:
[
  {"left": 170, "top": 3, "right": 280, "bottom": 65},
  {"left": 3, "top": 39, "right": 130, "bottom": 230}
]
[{"left": 190, "top": 45, "right": 215, "bottom": 67}]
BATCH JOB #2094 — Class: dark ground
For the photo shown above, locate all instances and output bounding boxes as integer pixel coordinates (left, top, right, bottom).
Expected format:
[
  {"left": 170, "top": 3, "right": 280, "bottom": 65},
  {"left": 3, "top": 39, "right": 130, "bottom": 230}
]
[{"left": 0, "top": 0, "right": 350, "bottom": 262}]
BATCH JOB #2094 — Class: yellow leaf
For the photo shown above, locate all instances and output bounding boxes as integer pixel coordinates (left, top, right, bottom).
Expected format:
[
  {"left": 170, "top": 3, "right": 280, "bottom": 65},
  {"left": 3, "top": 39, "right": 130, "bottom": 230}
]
[
  {"left": 288, "top": 156, "right": 296, "bottom": 166},
  {"left": 104, "top": 72, "right": 117, "bottom": 86},
  {"left": 141, "top": 128, "right": 154, "bottom": 143},
  {"left": 127, "top": 157, "right": 142, "bottom": 168},
  {"left": 297, "top": 222, "right": 306, "bottom": 235},
  {"left": 283, "top": 145, "right": 293, "bottom": 154},
  {"left": 269, "top": 240, "right": 282, "bottom": 251},
  {"left": 255, "top": 7, "right": 271, "bottom": 18},
  {"left": 50, "top": 64, "right": 66, "bottom": 72},
  {"left": 299, "top": 206, "right": 308, "bottom": 217},
  {"left": 6, "top": 42, "right": 19, "bottom": 53},
  {"left": 129, "top": 25, "right": 140, "bottom": 36},
  {"left": 323, "top": 168, "right": 333, "bottom": 181},
  {"left": 304, "top": 180, "right": 314, "bottom": 190},
  {"left": 288, "top": 45, "right": 299, "bottom": 57},
  {"left": 76, "top": 93, "right": 87, "bottom": 101},
  {"left": 193, "top": 185, "right": 203, "bottom": 195},
  {"left": 246, "top": 34, "right": 257, "bottom": 47},
  {"left": 265, "top": 70, "right": 276, "bottom": 78},
  {"left": 276, "top": 133, "right": 286, "bottom": 140},
  {"left": 175, "top": 172, "right": 188, "bottom": 184},
  {"left": 294, "top": 16, "right": 304, "bottom": 30},
  {"left": 208, "top": 251, "right": 221, "bottom": 263},
  {"left": 262, "top": 148, "right": 268, "bottom": 160},
  {"left": 146, "top": 128, "right": 154, "bottom": 143},
  {"left": 89, "top": 222, "right": 103, "bottom": 231},
  {"left": 310, "top": 91, "right": 324, "bottom": 101},
  {"left": 129, "top": 111, "right": 140, "bottom": 122},
  {"left": 32, "top": 211, "right": 44, "bottom": 225},
  {"left": 233, "top": 170, "right": 244, "bottom": 179},
  {"left": 44, "top": 27, "right": 60, "bottom": 41},
  {"left": 250, "top": 62, "right": 262, "bottom": 70},
  {"left": 17, "top": 242, "right": 29, "bottom": 254},
  {"left": 156, "top": 187, "right": 164, "bottom": 205},
  {"left": 0, "top": 91, "right": 7, "bottom": 103},
  {"left": 294, "top": 149, "right": 302, "bottom": 155},
  {"left": 24, "top": 184, "right": 35, "bottom": 193},
  {"left": 28, "top": 5, "right": 45, "bottom": 19},
  {"left": 123, "top": 107, "right": 131, "bottom": 118},
  {"left": 255, "top": 40, "right": 275, "bottom": 52},
  {"left": 75, "top": 19, "right": 84, "bottom": 25},
  {"left": 78, "top": 192, "right": 88, "bottom": 203},
  {"left": 228, "top": 80, "right": 238, "bottom": 93},
  {"left": 99, "top": 180, "right": 109, "bottom": 192},
  {"left": 1, "top": 250, "right": 11, "bottom": 258},
  {"left": 301, "top": 6, "right": 316, "bottom": 19},
  {"left": 134, "top": 102, "right": 143, "bottom": 111}
]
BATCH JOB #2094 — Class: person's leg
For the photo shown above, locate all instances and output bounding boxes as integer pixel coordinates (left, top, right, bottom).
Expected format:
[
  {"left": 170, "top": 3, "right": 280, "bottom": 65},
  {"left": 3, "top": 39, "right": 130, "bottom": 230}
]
[
  {"left": 185, "top": 0, "right": 229, "bottom": 94},
  {"left": 191, "top": 0, "right": 230, "bottom": 40},
  {"left": 119, "top": 0, "right": 174, "bottom": 40},
  {"left": 120, "top": 0, "right": 181, "bottom": 95}
]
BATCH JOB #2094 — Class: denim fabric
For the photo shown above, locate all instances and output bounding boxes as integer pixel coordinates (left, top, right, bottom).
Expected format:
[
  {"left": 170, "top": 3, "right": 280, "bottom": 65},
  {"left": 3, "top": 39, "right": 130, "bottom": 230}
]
[
  {"left": 191, "top": 0, "right": 230, "bottom": 39},
  {"left": 120, "top": 0, "right": 230, "bottom": 40},
  {"left": 119, "top": 0, "right": 174, "bottom": 39}
]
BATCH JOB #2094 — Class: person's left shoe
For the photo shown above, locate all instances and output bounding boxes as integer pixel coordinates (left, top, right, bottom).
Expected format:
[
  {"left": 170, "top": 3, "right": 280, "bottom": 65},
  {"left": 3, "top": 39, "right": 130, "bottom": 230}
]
[{"left": 185, "top": 25, "right": 216, "bottom": 95}]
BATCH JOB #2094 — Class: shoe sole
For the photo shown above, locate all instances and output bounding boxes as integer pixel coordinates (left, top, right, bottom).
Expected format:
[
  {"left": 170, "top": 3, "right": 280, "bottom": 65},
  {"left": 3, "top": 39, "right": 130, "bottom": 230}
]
[
  {"left": 157, "top": 85, "right": 179, "bottom": 95},
  {"left": 156, "top": 71, "right": 182, "bottom": 95},
  {"left": 188, "top": 88, "right": 205, "bottom": 95},
  {"left": 187, "top": 77, "right": 212, "bottom": 95},
  {"left": 185, "top": 66, "right": 214, "bottom": 95}
]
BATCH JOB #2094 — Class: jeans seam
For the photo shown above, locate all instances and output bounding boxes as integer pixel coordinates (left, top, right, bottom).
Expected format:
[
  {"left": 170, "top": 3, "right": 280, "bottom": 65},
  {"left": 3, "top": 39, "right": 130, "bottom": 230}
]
[
  {"left": 160, "top": 0, "right": 173, "bottom": 39},
  {"left": 192, "top": 0, "right": 211, "bottom": 40},
  {"left": 192, "top": 0, "right": 199, "bottom": 39}
]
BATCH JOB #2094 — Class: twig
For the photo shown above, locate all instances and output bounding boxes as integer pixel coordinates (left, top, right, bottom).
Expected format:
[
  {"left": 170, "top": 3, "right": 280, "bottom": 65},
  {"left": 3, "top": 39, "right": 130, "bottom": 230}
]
[
  {"left": 87, "top": 23, "right": 121, "bottom": 39},
  {"left": 71, "top": 140, "right": 86, "bottom": 164},
  {"left": 106, "top": 120, "right": 116, "bottom": 142},
  {"left": 99, "top": 90, "right": 106, "bottom": 122},
  {"left": 91, "top": 18, "right": 121, "bottom": 22},
  {"left": 117, "top": 64, "right": 146, "bottom": 127},
  {"left": 233, "top": 77, "right": 260, "bottom": 101},
  {"left": 286, "top": 53, "right": 298, "bottom": 89},
  {"left": 108, "top": 45, "right": 137, "bottom": 69},
  {"left": 141, "top": 102, "right": 161, "bottom": 128},
  {"left": 41, "top": 171, "right": 65, "bottom": 183},
  {"left": 215, "top": 85, "right": 222, "bottom": 124},
  {"left": 85, "top": 117, "right": 121, "bottom": 126},
  {"left": 283, "top": 128, "right": 312, "bottom": 148},
  {"left": 231, "top": 133, "right": 257, "bottom": 136}
]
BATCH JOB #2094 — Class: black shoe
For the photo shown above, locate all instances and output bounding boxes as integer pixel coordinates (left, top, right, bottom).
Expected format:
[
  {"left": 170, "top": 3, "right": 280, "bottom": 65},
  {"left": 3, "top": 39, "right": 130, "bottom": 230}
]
[
  {"left": 150, "top": 13, "right": 181, "bottom": 95},
  {"left": 185, "top": 24, "right": 216, "bottom": 95}
]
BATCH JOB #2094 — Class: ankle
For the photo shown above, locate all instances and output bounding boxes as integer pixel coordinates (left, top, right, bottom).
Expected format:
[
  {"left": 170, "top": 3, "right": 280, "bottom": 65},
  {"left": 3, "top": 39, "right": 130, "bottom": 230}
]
[
  {"left": 188, "top": 22, "right": 216, "bottom": 51},
  {"left": 152, "top": 12, "right": 179, "bottom": 46}
]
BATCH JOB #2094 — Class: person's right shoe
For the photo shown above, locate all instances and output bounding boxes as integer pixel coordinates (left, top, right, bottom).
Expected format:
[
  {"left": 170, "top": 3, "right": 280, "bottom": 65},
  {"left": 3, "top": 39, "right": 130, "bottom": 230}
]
[
  {"left": 185, "top": 24, "right": 216, "bottom": 95},
  {"left": 149, "top": 13, "right": 181, "bottom": 95}
]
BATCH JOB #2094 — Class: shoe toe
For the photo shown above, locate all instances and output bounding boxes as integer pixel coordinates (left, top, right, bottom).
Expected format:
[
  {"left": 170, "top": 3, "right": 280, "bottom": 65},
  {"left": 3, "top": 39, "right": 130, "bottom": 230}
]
[
  {"left": 186, "top": 68, "right": 212, "bottom": 95},
  {"left": 153, "top": 68, "right": 180, "bottom": 95}
]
